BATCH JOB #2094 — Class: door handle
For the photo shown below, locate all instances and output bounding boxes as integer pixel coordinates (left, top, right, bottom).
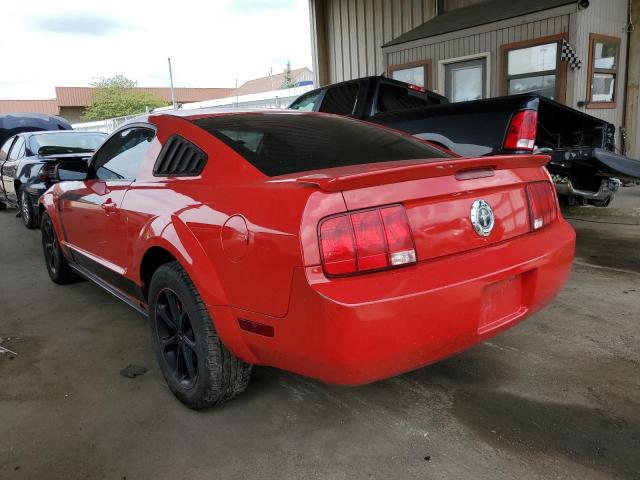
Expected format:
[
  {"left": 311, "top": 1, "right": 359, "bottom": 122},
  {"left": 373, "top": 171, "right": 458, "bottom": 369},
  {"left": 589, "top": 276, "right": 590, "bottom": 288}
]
[{"left": 101, "top": 200, "right": 117, "bottom": 214}]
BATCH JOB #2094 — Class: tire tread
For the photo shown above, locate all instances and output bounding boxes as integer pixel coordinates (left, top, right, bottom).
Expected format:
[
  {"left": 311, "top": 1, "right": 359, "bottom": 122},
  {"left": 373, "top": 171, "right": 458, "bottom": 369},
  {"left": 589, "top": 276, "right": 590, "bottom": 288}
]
[{"left": 151, "top": 261, "right": 251, "bottom": 409}]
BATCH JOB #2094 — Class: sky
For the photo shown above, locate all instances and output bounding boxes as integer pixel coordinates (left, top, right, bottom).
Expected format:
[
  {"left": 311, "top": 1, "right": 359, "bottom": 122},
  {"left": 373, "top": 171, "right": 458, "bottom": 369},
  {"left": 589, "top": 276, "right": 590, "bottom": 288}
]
[{"left": 0, "top": 0, "right": 312, "bottom": 99}]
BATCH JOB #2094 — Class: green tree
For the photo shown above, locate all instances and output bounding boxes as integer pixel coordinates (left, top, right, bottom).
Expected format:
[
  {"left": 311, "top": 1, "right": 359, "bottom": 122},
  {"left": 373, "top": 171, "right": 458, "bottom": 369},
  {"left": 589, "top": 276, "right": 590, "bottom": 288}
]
[
  {"left": 281, "top": 61, "right": 296, "bottom": 89},
  {"left": 83, "top": 75, "right": 168, "bottom": 120}
]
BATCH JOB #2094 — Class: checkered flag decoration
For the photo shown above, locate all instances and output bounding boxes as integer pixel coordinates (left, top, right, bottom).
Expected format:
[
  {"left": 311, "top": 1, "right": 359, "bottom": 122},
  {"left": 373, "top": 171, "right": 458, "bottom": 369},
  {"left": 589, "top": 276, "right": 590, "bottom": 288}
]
[{"left": 561, "top": 39, "right": 582, "bottom": 70}]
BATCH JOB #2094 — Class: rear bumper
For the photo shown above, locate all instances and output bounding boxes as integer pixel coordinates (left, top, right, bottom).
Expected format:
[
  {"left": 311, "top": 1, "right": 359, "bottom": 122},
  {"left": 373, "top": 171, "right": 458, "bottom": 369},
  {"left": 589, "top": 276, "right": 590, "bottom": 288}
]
[
  {"left": 552, "top": 175, "right": 620, "bottom": 202},
  {"left": 214, "top": 219, "right": 575, "bottom": 385}
]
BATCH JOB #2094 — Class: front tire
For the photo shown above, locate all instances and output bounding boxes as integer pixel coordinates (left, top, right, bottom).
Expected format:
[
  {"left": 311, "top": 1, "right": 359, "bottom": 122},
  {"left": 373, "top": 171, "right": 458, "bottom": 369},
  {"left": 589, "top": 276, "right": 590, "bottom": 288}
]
[
  {"left": 0, "top": 201, "right": 6, "bottom": 211},
  {"left": 41, "top": 213, "right": 79, "bottom": 284},
  {"left": 20, "top": 188, "right": 37, "bottom": 229},
  {"left": 149, "top": 262, "right": 252, "bottom": 409}
]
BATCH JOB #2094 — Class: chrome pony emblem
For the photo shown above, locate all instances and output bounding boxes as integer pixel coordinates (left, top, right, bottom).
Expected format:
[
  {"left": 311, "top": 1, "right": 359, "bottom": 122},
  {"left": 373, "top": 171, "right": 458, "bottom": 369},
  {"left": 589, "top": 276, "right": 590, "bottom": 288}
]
[{"left": 470, "top": 200, "right": 495, "bottom": 237}]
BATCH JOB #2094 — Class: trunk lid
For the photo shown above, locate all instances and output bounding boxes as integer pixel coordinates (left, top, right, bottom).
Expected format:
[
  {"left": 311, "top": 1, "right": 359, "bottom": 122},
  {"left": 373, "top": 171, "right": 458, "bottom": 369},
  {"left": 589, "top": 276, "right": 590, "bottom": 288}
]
[{"left": 297, "top": 155, "right": 548, "bottom": 262}]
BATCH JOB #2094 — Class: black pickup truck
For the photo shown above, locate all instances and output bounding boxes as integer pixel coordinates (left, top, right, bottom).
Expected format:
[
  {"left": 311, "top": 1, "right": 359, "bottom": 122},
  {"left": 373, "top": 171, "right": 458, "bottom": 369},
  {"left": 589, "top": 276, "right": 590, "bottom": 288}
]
[{"left": 290, "top": 76, "right": 640, "bottom": 207}]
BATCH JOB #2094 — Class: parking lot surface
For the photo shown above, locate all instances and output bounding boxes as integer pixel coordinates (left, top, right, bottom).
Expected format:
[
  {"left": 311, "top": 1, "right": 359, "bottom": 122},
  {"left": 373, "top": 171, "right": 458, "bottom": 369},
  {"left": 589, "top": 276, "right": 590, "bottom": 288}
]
[{"left": 1, "top": 188, "right": 639, "bottom": 480}]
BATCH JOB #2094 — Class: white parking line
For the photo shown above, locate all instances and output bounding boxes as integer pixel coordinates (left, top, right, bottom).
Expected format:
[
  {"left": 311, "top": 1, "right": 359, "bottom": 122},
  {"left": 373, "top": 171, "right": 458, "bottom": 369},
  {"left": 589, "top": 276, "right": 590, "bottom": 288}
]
[{"left": 0, "top": 346, "right": 18, "bottom": 356}]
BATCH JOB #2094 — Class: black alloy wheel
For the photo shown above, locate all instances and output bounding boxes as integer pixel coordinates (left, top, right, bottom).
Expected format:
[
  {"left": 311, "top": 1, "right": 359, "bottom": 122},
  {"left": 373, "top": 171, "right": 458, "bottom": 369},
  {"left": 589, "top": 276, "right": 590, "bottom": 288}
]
[
  {"left": 42, "top": 216, "right": 60, "bottom": 277},
  {"left": 148, "top": 262, "right": 252, "bottom": 409},
  {"left": 41, "top": 213, "right": 78, "bottom": 284},
  {"left": 154, "top": 288, "right": 199, "bottom": 389},
  {"left": 20, "top": 189, "right": 36, "bottom": 229}
]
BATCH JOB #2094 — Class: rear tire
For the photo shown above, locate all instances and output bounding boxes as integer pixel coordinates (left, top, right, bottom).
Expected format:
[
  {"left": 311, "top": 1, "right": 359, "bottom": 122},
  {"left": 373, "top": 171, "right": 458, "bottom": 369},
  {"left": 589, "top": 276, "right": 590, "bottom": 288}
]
[
  {"left": 41, "top": 213, "right": 79, "bottom": 284},
  {"left": 0, "top": 201, "right": 6, "bottom": 211},
  {"left": 20, "top": 188, "right": 37, "bottom": 229},
  {"left": 148, "top": 262, "right": 252, "bottom": 409}
]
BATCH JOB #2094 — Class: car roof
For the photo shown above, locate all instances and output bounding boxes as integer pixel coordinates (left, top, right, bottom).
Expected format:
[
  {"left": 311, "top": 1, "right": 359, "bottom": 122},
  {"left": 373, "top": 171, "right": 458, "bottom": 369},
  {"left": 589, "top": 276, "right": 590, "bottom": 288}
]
[
  {"left": 27, "top": 130, "right": 106, "bottom": 136},
  {"left": 18, "top": 130, "right": 106, "bottom": 140},
  {"left": 142, "top": 108, "right": 314, "bottom": 125}
]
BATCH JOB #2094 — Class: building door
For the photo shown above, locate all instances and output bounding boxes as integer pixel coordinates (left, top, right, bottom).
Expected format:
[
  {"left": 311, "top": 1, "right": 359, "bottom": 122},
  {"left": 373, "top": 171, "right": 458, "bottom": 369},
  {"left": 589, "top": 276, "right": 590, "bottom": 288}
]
[{"left": 444, "top": 58, "right": 487, "bottom": 102}]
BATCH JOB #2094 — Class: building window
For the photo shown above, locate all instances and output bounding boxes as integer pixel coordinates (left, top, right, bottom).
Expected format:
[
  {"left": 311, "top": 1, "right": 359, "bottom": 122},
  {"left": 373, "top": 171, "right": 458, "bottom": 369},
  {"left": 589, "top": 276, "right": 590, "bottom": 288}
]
[
  {"left": 501, "top": 34, "right": 567, "bottom": 102},
  {"left": 388, "top": 60, "right": 432, "bottom": 88},
  {"left": 586, "top": 33, "right": 620, "bottom": 108},
  {"left": 440, "top": 54, "right": 489, "bottom": 102}
]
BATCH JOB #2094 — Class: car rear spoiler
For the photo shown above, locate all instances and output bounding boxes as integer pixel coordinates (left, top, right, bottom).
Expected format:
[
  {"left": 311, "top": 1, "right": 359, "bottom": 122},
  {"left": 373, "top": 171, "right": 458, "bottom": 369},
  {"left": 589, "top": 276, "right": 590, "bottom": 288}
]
[
  {"left": 39, "top": 152, "right": 94, "bottom": 162},
  {"left": 295, "top": 155, "right": 550, "bottom": 192}
]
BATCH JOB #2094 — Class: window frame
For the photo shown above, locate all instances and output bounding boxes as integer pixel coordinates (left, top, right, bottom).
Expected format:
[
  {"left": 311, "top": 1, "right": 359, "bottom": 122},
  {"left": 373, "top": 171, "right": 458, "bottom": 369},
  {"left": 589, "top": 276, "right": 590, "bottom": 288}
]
[
  {"left": 7, "top": 136, "right": 26, "bottom": 161},
  {"left": 318, "top": 80, "right": 362, "bottom": 116},
  {"left": 0, "top": 136, "right": 17, "bottom": 163},
  {"left": 438, "top": 52, "right": 491, "bottom": 101},
  {"left": 87, "top": 124, "right": 156, "bottom": 181},
  {"left": 500, "top": 33, "right": 568, "bottom": 103},
  {"left": 585, "top": 33, "right": 621, "bottom": 110},
  {"left": 387, "top": 59, "right": 433, "bottom": 89}
]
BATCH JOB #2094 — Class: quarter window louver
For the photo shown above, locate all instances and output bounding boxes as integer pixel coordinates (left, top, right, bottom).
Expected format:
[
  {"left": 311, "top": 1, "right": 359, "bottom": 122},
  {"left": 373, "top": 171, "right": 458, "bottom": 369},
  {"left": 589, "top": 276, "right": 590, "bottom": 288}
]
[{"left": 153, "top": 135, "right": 207, "bottom": 176}]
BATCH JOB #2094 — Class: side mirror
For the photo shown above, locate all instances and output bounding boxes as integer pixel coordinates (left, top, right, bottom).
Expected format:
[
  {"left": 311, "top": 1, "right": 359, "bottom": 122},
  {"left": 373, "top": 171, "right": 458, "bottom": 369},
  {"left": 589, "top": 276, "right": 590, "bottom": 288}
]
[{"left": 54, "top": 160, "right": 88, "bottom": 182}]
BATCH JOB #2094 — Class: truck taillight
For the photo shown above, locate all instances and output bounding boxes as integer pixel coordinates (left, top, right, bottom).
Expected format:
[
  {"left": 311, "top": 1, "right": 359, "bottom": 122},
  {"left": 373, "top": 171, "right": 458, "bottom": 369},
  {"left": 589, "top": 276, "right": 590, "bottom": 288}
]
[
  {"left": 526, "top": 182, "right": 558, "bottom": 231},
  {"left": 504, "top": 110, "right": 537, "bottom": 151},
  {"left": 407, "top": 84, "right": 426, "bottom": 93},
  {"left": 319, "top": 205, "right": 416, "bottom": 276}
]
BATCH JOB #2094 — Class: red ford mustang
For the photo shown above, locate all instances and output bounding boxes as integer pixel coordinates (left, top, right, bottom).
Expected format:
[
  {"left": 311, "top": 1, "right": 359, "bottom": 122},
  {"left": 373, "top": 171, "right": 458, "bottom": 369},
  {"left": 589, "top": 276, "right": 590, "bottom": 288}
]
[{"left": 39, "top": 110, "right": 575, "bottom": 409}]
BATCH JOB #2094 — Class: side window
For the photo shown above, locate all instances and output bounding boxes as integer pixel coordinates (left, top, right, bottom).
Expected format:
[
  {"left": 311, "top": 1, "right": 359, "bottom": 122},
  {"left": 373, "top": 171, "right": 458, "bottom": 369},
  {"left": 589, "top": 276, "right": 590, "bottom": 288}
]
[
  {"left": 91, "top": 127, "right": 154, "bottom": 180},
  {"left": 0, "top": 137, "right": 15, "bottom": 162},
  {"left": 8, "top": 137, "right": 25, "bottom": 161},
  {"left": 319, "top": 82, "right": 359, "bottom": 116},
  {"left": 377, "top": 83, "right": 433, "bottom": 113},
  {"left": 218, "top": 129, "right": 264, "bottom": 152},
  {"left": 289, "top": 90, "right": 322, "bottom": 111}
]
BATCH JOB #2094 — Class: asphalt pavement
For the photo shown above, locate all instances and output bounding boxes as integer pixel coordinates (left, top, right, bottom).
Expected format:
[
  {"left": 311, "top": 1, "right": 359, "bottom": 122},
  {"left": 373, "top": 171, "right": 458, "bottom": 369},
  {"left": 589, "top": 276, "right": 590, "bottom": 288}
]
[{"left": 1, "top": 187, "right": 638, "bottom": 480}]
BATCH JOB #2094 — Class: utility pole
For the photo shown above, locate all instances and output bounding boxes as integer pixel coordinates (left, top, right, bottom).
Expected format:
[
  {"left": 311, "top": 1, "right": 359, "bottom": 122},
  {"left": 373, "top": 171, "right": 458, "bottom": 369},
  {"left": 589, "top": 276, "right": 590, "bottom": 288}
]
[{"left": 168, "top": 57, "right": 177, "bottom": 109}]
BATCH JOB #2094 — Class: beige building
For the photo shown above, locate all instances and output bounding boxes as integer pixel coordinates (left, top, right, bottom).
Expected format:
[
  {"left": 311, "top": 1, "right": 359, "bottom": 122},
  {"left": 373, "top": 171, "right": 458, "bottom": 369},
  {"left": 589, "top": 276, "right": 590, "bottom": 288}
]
[{"left": 309, "top": 0, "right": 640, "bottom": 158}]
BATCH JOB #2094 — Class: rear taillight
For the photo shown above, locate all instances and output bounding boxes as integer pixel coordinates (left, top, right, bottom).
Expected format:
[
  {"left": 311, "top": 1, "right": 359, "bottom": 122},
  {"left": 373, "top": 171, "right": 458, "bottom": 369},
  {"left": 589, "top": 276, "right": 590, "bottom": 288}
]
[
  {"left": 504, "top": 110, "right": 537, "bottom": 151},
  {"left": 319, "top": 205, "right": 416, "bottom": 276},
  {"left": 38, "top": 163, "right": 57, "bottom": 182},
  {"left": 526, "top": 182, "right": 558, "bottom": 231},
  {"left": 407, "top": 84, "right": 426, "bottom": 93}
]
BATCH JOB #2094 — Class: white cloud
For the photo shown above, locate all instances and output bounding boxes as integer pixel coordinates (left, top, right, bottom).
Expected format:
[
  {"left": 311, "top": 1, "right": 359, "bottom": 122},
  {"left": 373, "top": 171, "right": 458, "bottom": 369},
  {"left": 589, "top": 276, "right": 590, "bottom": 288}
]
[{"left": 0, "top": 0, "right": 312, "bottom": 99}]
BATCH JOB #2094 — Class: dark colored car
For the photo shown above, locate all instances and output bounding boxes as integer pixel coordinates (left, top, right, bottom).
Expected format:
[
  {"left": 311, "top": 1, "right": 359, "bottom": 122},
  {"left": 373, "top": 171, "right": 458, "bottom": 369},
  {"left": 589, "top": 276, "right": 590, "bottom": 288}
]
[
  {"left": 0, "top": 113, "right": 71, "bottom": 146},
  {"left": 40, "top": 110, "right": 573, "bottom": 409},
  {"left": 0, "top": 130, "right": 106, "bottom": 227},
  {"left": 289, "top": 76, "right": 640, "bottom": 206}
]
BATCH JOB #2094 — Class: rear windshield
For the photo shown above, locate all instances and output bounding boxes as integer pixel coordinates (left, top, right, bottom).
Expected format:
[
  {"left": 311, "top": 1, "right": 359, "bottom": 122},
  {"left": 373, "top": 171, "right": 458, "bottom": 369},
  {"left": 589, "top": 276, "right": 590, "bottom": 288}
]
[
  {"left": 30, "top": 132, "right": 106, "bottom": 155},
  {"left": 377, "top": 83, "right": 436, "bottom": 112},
  {"left": 192, "top": 113, "right": 451, "bottom": 177}
]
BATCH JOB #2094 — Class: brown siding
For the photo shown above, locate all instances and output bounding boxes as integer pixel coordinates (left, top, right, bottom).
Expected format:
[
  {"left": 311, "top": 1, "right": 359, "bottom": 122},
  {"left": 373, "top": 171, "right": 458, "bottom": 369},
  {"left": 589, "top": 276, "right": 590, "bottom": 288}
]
[
  {"left": 382, "top": 0, "right": 630, "bottom": 149},
  {"left": 385, "top": 12, "right": 572, "bottom": 97},
  {"left": 572, "top": 0, "right": 628, "bottom": 129},
  {"left": 625, "top": 0, "right": 639, "bottom": 158}
]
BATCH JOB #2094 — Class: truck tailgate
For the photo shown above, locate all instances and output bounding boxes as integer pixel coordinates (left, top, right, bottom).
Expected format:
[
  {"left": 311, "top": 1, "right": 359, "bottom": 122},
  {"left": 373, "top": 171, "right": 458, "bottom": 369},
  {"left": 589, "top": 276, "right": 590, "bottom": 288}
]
[{"left": 549, "top": 148, "right": 640, "bottom": 180}]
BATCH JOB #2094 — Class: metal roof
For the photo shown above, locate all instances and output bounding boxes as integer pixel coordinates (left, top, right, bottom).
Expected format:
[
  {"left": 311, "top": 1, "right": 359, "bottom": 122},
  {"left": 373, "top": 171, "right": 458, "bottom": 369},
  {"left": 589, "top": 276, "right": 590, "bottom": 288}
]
[
  {"left": 384, "top": 0, "right": 576, "bottom": 47},
  {"left": 54, "top": 87, "right": 234, "bottom": 107},
  {"left": 0, "top": 99, "right": 59, "bottom": 115}
]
